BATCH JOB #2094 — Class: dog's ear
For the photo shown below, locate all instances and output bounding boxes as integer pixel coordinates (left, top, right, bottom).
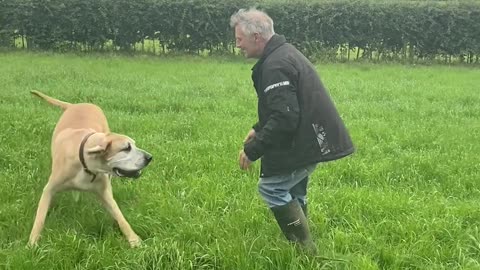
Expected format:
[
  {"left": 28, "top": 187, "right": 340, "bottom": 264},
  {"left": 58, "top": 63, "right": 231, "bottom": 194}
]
[{"left": 87, "top": 141, "right": 112, "bottom": 155}]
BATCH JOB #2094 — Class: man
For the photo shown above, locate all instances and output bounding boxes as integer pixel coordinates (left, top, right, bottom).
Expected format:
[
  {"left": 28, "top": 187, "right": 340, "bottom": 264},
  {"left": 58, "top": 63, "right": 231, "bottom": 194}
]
[{"left": 230, "top": 8, "right": 354, "bottom": 253}]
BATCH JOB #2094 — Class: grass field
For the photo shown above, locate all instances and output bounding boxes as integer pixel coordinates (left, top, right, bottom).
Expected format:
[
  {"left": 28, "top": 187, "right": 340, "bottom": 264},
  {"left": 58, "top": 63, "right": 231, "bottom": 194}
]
[{"left": 0, "top": 52, "right": 480, "bottom": 269}]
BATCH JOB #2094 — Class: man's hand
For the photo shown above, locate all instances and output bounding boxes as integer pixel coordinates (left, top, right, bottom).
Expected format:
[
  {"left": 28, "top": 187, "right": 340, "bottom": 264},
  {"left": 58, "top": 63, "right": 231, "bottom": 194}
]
[
  {"left": 244, "top": 129, "right": 256, "bottom": 144},
  {"left": 238, "top": 150, "right": 252, "bottom": 170}
]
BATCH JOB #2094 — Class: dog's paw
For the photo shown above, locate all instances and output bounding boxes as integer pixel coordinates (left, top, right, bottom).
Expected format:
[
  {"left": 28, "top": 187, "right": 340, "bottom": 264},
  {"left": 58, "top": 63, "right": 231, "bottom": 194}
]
[
  {"left": 128, "top": 236, "right": 142, "bottom": 248},
  {"left": 27, "top": 240, "right": 39, "bottom": 249}
]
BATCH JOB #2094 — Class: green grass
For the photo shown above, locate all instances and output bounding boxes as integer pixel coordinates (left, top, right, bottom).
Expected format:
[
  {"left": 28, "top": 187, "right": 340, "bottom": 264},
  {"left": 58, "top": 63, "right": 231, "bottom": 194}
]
[{"left": 0, "top": 51, "right": 480, "bottom": 269}]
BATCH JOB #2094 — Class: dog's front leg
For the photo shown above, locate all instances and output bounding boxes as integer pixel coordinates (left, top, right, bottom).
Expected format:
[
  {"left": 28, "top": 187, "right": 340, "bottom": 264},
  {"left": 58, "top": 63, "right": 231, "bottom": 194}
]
[
  {"left": 29, "top": 183, "right": 56, "bottom": 247},
  {"left": 95, "top": 182, "right": 141, "bottom": 247}
]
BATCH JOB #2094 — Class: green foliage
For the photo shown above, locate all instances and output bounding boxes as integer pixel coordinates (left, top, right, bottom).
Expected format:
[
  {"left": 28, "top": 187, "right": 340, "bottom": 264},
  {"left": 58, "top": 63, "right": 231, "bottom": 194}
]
[{"left": 0, "top": 0, "right": 479, "bottom": 62}]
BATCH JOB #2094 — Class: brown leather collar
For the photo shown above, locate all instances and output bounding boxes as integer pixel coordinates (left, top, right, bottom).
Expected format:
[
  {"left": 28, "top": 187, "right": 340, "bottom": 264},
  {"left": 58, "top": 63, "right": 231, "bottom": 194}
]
[{"left": 79, "top": 132, "right": 97, "bottom": 182}]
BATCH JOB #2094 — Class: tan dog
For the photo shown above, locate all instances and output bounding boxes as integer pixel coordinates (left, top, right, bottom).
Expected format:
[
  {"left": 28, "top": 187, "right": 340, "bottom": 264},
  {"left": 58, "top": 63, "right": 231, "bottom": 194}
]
[{"left": 29, "top": 90, "right": 152, "bottom": 247}]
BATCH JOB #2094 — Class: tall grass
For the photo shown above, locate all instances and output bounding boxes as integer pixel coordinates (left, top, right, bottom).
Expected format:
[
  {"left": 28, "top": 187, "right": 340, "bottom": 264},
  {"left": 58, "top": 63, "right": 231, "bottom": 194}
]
[{"left": 0, "top": 52, "right": 479, "bottom": 269}]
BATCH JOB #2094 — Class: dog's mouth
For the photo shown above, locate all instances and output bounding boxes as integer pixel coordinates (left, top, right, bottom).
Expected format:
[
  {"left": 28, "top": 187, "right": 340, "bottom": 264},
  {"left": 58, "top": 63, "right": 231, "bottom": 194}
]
[{"left": 113, "top": 168, "right": 142, "bottom": 179}]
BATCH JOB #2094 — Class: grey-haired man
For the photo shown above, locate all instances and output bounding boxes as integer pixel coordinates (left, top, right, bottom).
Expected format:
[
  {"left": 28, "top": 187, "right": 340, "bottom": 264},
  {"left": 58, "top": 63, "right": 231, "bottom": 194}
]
[{"left": 231, "top": 8, "right": 355, "bottom": 253}]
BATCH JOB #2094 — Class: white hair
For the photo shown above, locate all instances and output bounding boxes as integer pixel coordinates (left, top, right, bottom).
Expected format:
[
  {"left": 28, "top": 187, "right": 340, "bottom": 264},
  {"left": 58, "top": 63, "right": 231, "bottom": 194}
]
[{"left": 230, "top": 8, "right": 275, "bottom": 40}]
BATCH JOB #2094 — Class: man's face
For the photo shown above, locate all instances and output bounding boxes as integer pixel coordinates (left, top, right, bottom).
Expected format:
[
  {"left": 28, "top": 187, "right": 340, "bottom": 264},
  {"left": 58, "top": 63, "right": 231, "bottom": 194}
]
[{"left": 235, "top": 25, "right": 262, "bottom": 58}]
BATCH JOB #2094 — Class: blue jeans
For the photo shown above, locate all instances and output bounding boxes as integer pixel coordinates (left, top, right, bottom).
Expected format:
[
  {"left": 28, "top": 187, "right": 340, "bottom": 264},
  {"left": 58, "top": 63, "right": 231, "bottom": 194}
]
[{"left": 258, "top": 164, "right": 318, "bottom": 208}]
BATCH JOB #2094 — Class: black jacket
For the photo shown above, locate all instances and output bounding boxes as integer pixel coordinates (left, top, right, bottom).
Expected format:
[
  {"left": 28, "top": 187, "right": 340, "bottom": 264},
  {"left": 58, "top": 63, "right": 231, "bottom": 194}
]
[{"left": 243, "top": 34, "right": 354, "bottom": 177}]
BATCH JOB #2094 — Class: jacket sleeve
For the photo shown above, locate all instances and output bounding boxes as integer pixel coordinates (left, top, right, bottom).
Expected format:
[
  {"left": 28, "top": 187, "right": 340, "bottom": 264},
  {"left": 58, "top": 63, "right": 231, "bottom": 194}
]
[{"left": 244, "top": 65, "right": 300, "bottom": 161}]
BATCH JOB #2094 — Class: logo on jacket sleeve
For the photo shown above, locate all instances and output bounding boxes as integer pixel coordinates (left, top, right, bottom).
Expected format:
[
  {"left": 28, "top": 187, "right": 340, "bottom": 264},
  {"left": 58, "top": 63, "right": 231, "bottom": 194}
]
[
  {"left": 264, "top": 81, "right": 290, "bottom": 93},
  {"left": 312, "top": 123, "right": 331, "bottom": 155}
]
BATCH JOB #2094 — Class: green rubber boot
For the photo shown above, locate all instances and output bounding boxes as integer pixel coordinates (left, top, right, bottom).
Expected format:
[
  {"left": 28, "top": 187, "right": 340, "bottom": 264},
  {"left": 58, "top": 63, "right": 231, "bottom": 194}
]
[{"left": 271, "top": 200, "right": 317, "bottom": 255}]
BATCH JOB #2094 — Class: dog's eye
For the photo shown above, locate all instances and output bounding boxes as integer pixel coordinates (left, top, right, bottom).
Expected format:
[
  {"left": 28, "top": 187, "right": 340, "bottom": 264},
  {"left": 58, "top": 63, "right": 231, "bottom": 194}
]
[{"left": 123, "top": 143, "right": 132, "bottom": 152}]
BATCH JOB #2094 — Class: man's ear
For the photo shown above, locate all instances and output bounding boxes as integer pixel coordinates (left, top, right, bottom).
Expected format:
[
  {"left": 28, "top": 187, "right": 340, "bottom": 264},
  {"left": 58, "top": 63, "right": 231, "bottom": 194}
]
[
  {"left": 87, "top": 140, "right": 112, "bottom": 155},
  {"left": 253, "top": 32, "right": 260, "bottom": 42}
]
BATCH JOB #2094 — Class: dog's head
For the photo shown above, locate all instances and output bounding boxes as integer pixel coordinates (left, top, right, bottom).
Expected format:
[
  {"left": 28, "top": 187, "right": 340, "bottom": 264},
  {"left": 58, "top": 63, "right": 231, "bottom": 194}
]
[{"left": 86, "top": 133, "right": 152, "bottom": 179}]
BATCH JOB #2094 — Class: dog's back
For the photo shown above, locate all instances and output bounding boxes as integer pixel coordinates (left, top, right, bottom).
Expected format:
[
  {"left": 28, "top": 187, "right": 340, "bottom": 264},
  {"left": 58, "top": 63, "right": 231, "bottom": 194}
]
[{"left": 31, "top": 90, "right": 110, "bottom": 136}]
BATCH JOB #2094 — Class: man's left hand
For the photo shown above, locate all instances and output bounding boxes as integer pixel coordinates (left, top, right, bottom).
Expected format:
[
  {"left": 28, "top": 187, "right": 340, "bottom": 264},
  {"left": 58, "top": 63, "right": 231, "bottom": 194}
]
[{"left": 238, "top": 150, "right": 253, "bottom": 170}]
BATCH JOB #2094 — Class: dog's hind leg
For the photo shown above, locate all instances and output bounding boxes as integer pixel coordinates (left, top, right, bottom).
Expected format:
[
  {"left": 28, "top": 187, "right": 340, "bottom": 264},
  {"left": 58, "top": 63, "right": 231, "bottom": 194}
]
[
  {"left": 94, "top": 176, "right": 141, "bottom": 248},
  {"left": 28, "top": 181, "right": 58, "bottom": 247}
]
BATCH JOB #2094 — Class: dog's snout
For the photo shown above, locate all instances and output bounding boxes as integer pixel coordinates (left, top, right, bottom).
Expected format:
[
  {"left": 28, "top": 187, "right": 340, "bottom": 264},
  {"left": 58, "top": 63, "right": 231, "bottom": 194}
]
[{"left": 144, "top": 153, "right": 153, "bottom": 164}]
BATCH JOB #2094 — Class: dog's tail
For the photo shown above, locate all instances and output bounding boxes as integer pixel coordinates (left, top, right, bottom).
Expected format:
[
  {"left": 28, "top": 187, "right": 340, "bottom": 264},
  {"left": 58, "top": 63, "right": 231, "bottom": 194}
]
[{"left": 31, "top": 90, "right": 71, "bottom": 110}]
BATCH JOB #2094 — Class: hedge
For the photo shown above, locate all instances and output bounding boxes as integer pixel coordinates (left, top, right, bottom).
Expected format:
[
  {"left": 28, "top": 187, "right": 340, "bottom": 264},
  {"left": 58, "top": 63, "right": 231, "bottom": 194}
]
[{"left": 0, "top": 0, "right": 479, "bottom": 63}]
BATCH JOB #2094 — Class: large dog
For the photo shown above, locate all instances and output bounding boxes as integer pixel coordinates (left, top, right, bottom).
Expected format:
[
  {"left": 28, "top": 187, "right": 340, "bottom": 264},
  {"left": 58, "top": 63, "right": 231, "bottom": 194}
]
[{"left": 29, "top": 91, "right": 152, "bottom": 247}]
